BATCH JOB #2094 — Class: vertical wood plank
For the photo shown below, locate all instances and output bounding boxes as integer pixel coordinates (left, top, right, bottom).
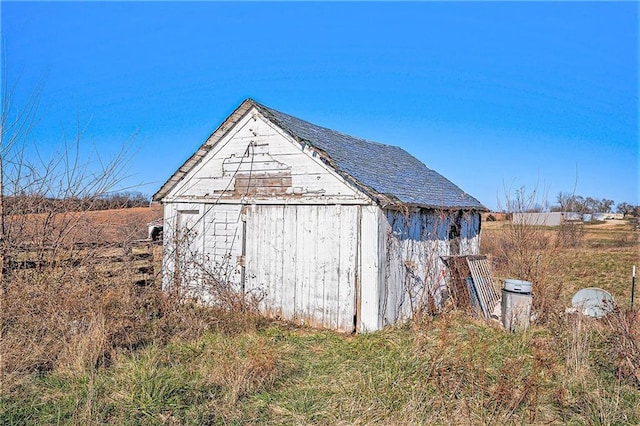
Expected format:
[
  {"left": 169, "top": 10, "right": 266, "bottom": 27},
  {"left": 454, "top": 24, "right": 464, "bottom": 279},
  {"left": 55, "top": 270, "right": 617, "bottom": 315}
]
[
  {"left": 282, "top": 205, "right": 297, "bottom": 320},
  {"left": 359, "top": 205, "right": 381, "bottom": 332},
  {"left": 337, "top": 205, "right": 357, "bottom": 332}
]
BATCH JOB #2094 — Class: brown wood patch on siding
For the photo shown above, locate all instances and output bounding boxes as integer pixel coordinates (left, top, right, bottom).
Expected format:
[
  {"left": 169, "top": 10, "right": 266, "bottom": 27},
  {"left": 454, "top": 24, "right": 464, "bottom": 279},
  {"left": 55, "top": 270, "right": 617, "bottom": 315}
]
[{"left": 234, "top": 171, "right": 292, "bottom": 196}]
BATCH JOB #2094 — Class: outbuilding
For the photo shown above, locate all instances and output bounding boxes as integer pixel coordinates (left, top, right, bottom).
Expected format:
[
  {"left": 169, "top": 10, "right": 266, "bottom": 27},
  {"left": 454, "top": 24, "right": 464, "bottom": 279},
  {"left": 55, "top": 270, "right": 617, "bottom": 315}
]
[{"left": 153, "top": 99, "right": 487, "bottom": 332}]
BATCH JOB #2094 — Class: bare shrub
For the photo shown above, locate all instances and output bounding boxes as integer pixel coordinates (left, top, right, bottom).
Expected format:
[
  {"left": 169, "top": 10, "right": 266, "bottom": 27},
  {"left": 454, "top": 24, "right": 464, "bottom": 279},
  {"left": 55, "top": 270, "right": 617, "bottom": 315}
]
[
  {"left": 162, "top": 225, "right": 265, "bottom": 330},
  {"left": 492, "top": 186, "right": 564, "bottom": 322},
  {"left": 0, "top": 74, "right": 174, "bottom": 385},
  {"left": 0, "top": 85, "right": 170, "bottom": 383},
  {"left": 603, "top": 308, "right": 640, "bottom": 386},
  {"left": 557, "top": 221, "right": 585, "bottom": 248},
  {"left": 0, "top": 207, "right": 264, "bottom": 386}
]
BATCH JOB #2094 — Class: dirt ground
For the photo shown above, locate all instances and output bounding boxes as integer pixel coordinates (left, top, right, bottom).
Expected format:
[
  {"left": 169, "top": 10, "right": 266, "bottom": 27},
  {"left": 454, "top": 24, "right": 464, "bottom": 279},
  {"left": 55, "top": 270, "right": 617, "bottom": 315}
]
[
  {"left": 6, "top": 204, "right": 164, "bottom": 245},
  {"left": 588, "top": 219, "right": 628, "bottom": 228},
  {"left": 86, "top": 204, "right": 163, "bottom": 242}
]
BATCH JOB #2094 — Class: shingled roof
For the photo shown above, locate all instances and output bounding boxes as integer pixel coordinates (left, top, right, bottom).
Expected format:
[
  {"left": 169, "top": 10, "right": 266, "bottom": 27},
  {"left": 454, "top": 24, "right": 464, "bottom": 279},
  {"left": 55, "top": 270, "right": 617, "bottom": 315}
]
[{"left": 154, "top": 99, "right": 487, "bottom": 211}]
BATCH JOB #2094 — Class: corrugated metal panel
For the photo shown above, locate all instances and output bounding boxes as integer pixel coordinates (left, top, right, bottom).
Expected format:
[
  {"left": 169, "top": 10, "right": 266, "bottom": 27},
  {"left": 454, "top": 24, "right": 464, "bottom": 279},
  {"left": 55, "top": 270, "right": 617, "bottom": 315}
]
[
  {"left": 441, "top": 255, "right": 499, "bottom": 319},
  {"left": 466, "top": 256, "right": 500, "bottom": 319}
]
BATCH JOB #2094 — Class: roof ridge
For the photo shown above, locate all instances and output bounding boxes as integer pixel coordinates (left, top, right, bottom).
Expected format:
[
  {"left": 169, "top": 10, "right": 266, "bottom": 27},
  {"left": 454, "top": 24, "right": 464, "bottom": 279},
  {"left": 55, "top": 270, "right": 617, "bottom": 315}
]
[
  {"left": 251, "top": 100, "right": 486, "bottom": 211},
  {"left": 252, "top": 100, "right": 402, "bottom": 150}
]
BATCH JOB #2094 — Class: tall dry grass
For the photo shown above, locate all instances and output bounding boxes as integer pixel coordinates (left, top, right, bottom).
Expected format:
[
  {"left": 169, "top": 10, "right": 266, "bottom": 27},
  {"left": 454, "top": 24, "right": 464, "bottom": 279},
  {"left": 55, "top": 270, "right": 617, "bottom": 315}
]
[
  {"left": 1, "top": 193, "right": 638, "bottom": 424},
  {"left": 0, "top": 209, "right": 266, "bottom": 401},
  {"left": 482, "top": 219, "right": 567, "bottom": 323},
  {"left": 1, "top": 266, "right": 162, "bottom": 378}
]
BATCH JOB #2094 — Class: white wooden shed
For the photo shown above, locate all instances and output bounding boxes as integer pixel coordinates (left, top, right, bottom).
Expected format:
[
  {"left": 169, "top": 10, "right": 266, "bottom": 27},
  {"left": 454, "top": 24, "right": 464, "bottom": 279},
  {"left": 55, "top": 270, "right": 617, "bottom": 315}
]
[{"left": 153, "top": 99, "right": 487, "bottom": 332}]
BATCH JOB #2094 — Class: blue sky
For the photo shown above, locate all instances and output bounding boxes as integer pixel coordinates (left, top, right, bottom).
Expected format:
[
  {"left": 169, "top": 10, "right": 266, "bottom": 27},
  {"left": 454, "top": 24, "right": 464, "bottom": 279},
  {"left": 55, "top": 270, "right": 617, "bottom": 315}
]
[{"left": 1, "top": 1, "right": 638, "bottom": 210}]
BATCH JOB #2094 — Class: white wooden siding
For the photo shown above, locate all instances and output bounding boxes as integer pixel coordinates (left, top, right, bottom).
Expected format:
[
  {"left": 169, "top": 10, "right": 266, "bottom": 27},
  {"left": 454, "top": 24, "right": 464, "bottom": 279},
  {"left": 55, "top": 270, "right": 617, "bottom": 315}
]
[
  {"left": 161, "top": 202, "right": 244, "bottom": 298},
  {"left": 162, "top": 201, "right": 483, "bottom": 331},
  {"left": 161, "top": 203, "right": 206, "bottom": 297},
  {"left": 460, "top": 212, "right": 481, "bottom": 254},
  {"left": 244, "top": 204, "right": 358, "bottom": 332},
  {"left": 202, "top": 204, "right": 243, "bottom": 286},
  {"left": 359, "top": 206, "right": 381, "bottom": 332},
  {"left": 159, "top": 106, "right": 484, "bottom": 332},
  {"left": 378, "top": 210, "right": 481, "bottom": 326},
  {"left": 165, "top": 108, "right": 370, "bottom": 205},
  {"left": 161, "top": 202, "right": 178, "bottom": 291}
]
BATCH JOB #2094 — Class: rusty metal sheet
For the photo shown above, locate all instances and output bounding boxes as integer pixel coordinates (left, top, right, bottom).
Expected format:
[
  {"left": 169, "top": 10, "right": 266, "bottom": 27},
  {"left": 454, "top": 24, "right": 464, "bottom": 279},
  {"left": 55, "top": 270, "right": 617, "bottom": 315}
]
[
  {"left": 442, "top": 254, "right": 499, "bottom": 319},
  {"left": 466, "top": 256, "right": 500, "bottom": 319}
]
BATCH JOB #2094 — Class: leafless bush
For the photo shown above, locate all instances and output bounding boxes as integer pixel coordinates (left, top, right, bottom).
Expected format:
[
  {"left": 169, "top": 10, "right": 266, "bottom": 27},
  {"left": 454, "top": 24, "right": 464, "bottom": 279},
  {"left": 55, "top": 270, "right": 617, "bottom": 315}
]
[
  {"left": 0, "top": 73, "right": 236, "bottom": 387},
  {"left": 0, "top": 73, "right": 149, "bottom": 382},
  {"left": 556, "top": 221, "right": 585, "bottom": 248},
  {"left": 492, "top": 185, "right": 564, "bottom": 322},
  {"left": 603, "top": 308, "right": 640, "bottom": 386},
  {"left": 163, "top": 229, "right": 265, "bottom": 331}
]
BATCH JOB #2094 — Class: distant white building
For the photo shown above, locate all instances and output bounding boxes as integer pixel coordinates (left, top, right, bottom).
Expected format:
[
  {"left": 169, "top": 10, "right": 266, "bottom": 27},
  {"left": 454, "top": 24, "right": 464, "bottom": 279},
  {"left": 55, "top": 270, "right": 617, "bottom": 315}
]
[
  {"left": 512, "top": 212, "right": 579, "bottom": 227},
  {"left": 512, "top": 212, "right": 623, "bottom": 226},
  {"left": 592, "top": 213, "right": 623, "bottom": 221}
]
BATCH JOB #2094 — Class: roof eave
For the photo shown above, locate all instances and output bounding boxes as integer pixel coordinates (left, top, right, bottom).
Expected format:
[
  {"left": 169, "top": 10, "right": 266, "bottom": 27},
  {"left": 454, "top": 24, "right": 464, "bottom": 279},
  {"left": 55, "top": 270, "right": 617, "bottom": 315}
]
[
  {"left": 381, "top": 202, "right": 490, "bottom": 212},
  {"left": 152, "top": 98, "right": 256, "bottom": 202}
]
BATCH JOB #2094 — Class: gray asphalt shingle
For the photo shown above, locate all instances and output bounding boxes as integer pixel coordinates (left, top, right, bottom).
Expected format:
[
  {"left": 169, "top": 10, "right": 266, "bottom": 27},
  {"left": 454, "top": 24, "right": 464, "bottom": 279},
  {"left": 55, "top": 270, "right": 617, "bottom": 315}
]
[{"left": 254, "top": 101, "right": 486, "bottom": 210}]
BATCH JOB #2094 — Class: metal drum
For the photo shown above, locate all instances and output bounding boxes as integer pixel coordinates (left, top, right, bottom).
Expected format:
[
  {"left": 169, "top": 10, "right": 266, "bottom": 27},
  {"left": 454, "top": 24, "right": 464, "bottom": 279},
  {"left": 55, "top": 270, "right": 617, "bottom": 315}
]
[{"left": 502, "top": 279, "right": 533, "bottom": 332}]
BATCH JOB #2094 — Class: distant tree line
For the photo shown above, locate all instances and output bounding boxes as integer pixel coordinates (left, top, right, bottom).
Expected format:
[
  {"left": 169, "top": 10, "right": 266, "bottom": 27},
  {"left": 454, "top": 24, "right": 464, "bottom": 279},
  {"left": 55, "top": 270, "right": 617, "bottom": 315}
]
[
  {"left": 3, "top": 191, "right": 149, "bottom": 214},
  {"left": 615, "top": 202, "right": 640, "bottom": 217},
  {"left": 551, "top": 192, "right": 639, "bottom": 216}
]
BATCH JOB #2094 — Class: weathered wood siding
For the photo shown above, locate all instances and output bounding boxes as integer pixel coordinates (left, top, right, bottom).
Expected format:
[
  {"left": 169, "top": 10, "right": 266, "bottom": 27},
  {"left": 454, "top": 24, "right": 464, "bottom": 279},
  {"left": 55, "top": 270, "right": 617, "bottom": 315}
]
[
  {"left": 378, "top": 209, "right": 481, "bottom": 327},
  {"left": 460, "top": 211, "right": 481, "bottom": 254},
  {"left": 359, "top": 205, "right": 383, "bottom": 332},
  {"left": 161, "top": 202, "right": 206, "bottom": 297},
  {"left": 162, "top": 201, "right": 482, "bottom": 331},
  {"left": 161, "top": 202, "right": 243, "bottom": 298},
  {"left": 161, "top": 107, "right": 373, "bottom": 326},
  {"left": 160, "top": 105, "right": 483, "bottom": 332},
  {"left": 164, "top": 108, "right": 370, "bottom": 205},
  {"left": 202, "top": 204, "right": 243, "bottom": 285},
  {"left": 244, "top": 204, "right": 359, "bottom": 332}
]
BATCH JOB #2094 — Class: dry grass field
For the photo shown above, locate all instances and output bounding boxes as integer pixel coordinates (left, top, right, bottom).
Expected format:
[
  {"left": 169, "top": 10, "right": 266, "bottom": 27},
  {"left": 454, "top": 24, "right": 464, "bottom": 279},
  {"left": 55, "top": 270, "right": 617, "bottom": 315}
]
[
  {"left": 482, "top": 219, "right": 639, "bottom": 308},
  {"left": 13, "top": 204, "right": 164, "bottom": 244},
  {"left": 1, "top": 212, "right": 639, "bottom": 425}
]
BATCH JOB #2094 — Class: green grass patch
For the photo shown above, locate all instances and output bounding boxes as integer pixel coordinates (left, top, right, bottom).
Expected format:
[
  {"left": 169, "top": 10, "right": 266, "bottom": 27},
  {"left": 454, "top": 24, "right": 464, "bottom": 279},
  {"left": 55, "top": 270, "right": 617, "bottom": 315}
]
[{"left": 2, "top": 314, "right": 639, "bottom": 425}]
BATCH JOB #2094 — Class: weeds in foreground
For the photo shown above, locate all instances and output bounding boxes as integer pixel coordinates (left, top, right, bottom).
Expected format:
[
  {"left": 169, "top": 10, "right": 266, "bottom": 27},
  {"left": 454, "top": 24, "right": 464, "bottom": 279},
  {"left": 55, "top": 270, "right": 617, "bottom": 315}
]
[
  {"left": 2, "top": 309, "right": 639, "bottom": 425},
  {"left": 2, "top": 209, "right": 639, "bottom": 424},
  {"left": 603, "top": 308, "right": 640, "bottom": 387}
]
